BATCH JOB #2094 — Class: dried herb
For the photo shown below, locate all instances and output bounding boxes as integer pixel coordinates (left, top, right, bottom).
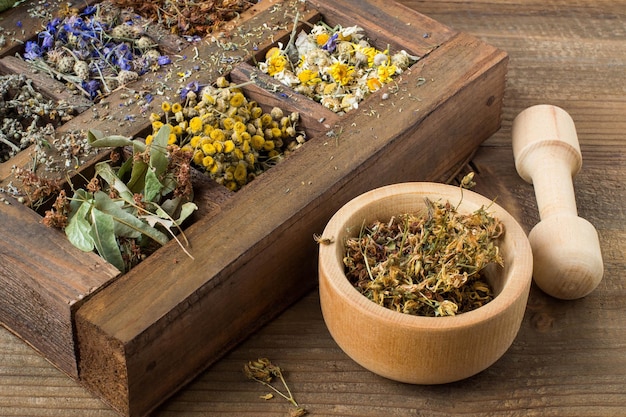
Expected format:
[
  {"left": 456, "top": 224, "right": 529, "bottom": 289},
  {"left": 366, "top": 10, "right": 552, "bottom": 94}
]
[
  {"left": 43, "top": 126, "right": 196, "bottom": 272},
  {"left": 244, "top": 358, "right": 307, "bottom": 417},
  {"left": 111, "top": 0, "right": 257, "bottom": 39},
  {"left": 343, "top": 178, "right": 504, "bottom": 317}
]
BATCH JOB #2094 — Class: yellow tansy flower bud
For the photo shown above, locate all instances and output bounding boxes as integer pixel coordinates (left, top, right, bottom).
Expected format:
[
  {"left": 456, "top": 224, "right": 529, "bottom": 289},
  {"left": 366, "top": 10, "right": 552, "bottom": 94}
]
[
  {"left": 189, "top": 116, "right": 203, "bottom": 133},
  {"left": 234, "top": 162, "right": 247, "bottom": 184},
  {"left": 229, "top": 92, "right": 245, "bottom": 108},
  {"left": 145, "top": 135, "right": 153, "bottom": 145},
  {"left": 251, "top": 135, "right": 265, "bottom": 150},
  {"left": 171, "top": 102, "right": 183, "bottom": 113},
  {"left": 202, "top": 155, "right": 214, "bottom": 168},
  {"left": 223, "top": 140, "right": 235, "bottom": 153},
  {"left": 202, "top": 143, "right": 216, "bottom": 155},
  {"left": 161, "top": 101, "right": 171, "bottom": 113},
  {"left": 193, "top": 150, "right": 204, "bottom": 165}
]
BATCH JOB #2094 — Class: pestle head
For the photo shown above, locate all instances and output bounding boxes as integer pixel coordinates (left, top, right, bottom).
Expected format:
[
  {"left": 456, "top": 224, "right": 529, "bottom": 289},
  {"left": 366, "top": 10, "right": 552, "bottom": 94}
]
[
  {"left": 512, "top": 104, "right": 582, "bottom": 184},
  {"left": 528, "top": 215, "right": 604, "bottom": 300}
]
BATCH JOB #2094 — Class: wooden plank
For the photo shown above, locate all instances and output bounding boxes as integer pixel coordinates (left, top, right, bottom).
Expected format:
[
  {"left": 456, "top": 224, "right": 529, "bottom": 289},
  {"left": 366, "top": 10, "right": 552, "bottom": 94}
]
[
  {"left": 0, "top": 194, "right": 120, "bottom": 378},
  {"left": 75, "top": 24, "right": 507, "bottom": 417}
]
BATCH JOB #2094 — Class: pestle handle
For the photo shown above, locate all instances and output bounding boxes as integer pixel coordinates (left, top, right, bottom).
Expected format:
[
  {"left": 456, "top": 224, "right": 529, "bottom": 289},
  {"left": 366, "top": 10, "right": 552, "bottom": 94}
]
[{"left": 512, "top": 105, "right": 603, "bottom": 300}]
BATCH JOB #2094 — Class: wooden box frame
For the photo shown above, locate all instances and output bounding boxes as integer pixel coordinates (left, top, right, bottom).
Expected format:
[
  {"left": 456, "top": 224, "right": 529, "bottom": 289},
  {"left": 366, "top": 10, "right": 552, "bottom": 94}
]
[{"left": 0, "top": 0, "right": 508, "bottom": 415}]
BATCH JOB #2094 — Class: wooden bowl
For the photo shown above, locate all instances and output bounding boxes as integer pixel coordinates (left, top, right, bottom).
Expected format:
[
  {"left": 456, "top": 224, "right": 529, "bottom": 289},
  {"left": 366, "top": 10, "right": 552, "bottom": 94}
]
[{"left": 318, "top": 182, "right": 533, "bottom": 384}]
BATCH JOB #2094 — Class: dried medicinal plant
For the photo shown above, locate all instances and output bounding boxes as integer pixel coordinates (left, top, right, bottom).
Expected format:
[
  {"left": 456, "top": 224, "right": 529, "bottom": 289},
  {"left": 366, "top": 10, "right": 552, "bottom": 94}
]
[
  {"left": 151, "top": 76, "right": 305, "bottom": 191},
  {"left": 111, "top": 0, "right": 257, "bottom": 39},
  {"left": 244, "top": 358, "right": 307, "bottom": 417},
  {"left": 343, "top": 175, "right": 504, "bottom": 317},
  {"left": 22, "top": 2, "right": 172, "bottom": 100},
  {"left": 258, "top": 20, "right": 419, "bottom": 113},
  {"left": 43, "top": 126, "right": 197, "bottom": 272},
  {"left": 0, "top": 74, "right": 79, "bottom": 162}
]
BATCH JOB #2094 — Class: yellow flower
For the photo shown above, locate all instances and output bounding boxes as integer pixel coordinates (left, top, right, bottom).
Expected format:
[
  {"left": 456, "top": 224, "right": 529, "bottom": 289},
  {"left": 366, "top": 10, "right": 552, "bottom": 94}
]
[
  {"left": 189, "top": 136, "right": 202, "bottom": 148},
  {"left": 251, "top": 135, "right": 265, "bottom": 150},
  {"left": 367, "top": 77, "right": 383, "bottom": 92},
  {"left": 223, "top": 140, "right": 235, "bottom": 153},
  {"left": 173, "top": 125, "right": 184, "bottom": 136},
  {"left": 265, "top": 47, "right": 281, "bottom": 60},
  {"left": 145, "top": 135, "right": 153, "bottom": 145},
  {"left": 213, "top": 141, "right": 224, "bottom": 153},
  {"left": 168, "top": 133, "right": 177, "bottom": 145},
  {"left": 233, "top": 148, "right": 244, "bottom": 160},
  {"left": 161, "top": 101, "right": 171, "bottom": 112},
  {"left": 203, "top": 123, "right": 214, "bottom": 135},
  {"left": 210, "top": 129, "right": 225, "bottom": 142},
  {"left": 260, "top": 113, "right": 273, "bottom": 128},
  {"left": 271, "top": 127, "right": 282, "bottom": 139},
  {"left": 193, "top": 150, "right": 204, "bottom": 165},
  {"left": 328, "top": 62, "right": 354, "bottom": 86},
  {"left": 297, "top": 69, "right": 321, "bottom": 85},
  {"left": 189, "top": 116, "right": 203, "bottom": 133},
  {"left": 152, "top": 121, "right": 164, "bottom": 132},
  {"left": 250, "top": 106, "right": 263, "bottom": 119},
  {"left": 377, "top": 63, "right": 398, "bottom": 83},
  {"left": 263, "top": 140, "right": 275, "bottom": 151},
  {"left": 225, "top": 181, "right": 238, "bottom": 191},
  {"left": 245, "top": 152, "right": 255, "bottom": 166},
  {"left": 149, "top": 112, "right": 161, "bottom": 122},
  {"left": 241, "top": 140, "right": 251, "bottom": 154},
  {"left": 222, "top": 117, "right": 235, "bottom": 131},
  {"left": 202, "top": 155, "right": 215, "bottom": 168},
  {"left": 202, "top": 93, "right": 216, "bottom": 105},
  {"left": 202, "top": 143, "right": 216, "bottom": 155},
  {"left": 171, "top": 102, "right": 182, "bottom": 113},
  {"left": 233, "top": 121, "right": 246, "bottom": 134},
  {"left": 234, "top": 162, "right": 247, "bottom": 184},
  {"left": 229, "top": 92, "right": 245, "bottom": 108},
  {"left": 316, "top": 33, "right": 330, "bottom": 46},
  {"left": 266, "top": 49, "right": 287, "bottom": 76}
]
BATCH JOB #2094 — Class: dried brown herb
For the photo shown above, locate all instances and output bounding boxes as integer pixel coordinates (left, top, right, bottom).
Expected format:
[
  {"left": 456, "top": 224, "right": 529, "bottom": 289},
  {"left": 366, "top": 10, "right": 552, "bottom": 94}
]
[
  {"left": 343, "top": 183, "right": 504, "bottom": 317},
  {"left": 111, "top": 0, "right": 257, "bottom": 38}
]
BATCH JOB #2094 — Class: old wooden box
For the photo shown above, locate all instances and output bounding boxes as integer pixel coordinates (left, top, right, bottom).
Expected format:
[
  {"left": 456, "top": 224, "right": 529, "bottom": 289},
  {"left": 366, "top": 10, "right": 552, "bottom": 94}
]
[{"left": 0, "top": 0, "right": 508, "bottom": 415}]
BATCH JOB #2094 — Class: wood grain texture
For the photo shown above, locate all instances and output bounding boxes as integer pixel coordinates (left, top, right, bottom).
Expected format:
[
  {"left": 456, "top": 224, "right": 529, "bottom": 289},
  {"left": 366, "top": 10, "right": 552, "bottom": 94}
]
[{"left": 1, "top": 0, "right": 625, "bottom": 416}]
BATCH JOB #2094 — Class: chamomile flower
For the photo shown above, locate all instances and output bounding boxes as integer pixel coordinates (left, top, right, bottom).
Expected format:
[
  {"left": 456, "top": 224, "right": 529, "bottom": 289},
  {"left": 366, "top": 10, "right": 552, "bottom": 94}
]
[{"left": 259, "top": 21, "right": 419, "bottom": 113}]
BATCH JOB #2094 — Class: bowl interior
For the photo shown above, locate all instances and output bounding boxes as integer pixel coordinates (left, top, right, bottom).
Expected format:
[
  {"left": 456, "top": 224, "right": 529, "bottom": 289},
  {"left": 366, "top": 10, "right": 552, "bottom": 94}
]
[{"left": 321, "top": 182, "right": 531, "bottom": 327}]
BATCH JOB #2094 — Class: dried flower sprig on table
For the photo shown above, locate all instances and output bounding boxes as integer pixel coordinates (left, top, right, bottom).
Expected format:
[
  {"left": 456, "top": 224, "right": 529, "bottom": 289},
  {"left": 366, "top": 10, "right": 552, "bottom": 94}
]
[
  {"left": 150, "top": 76, "right": 305, "bottom": 191},
  {"left": 244, "top": 358, "right": 307, "bottom": 417},
  {"left": 258, "top": 21, "right": 419, "bottom": 113},
  {"left": 22, "top": 2, "right": 171, "bottom": 100},
  {"left": 343, "top": 176, "right": 504, "bottom": 317}
]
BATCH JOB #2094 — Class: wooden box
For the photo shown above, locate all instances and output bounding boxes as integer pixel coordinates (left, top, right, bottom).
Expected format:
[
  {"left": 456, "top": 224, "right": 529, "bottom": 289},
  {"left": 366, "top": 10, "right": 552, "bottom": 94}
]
[{"left": 0, "top": 0, "right": 508, "bottom": 415}]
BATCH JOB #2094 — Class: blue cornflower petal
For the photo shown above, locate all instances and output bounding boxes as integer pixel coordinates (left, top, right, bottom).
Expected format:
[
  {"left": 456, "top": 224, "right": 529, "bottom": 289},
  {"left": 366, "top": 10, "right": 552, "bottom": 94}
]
[
  {"left": 24, "top": 41, "right": 43, "bottom": 60},
  {"left": 158, "top": 55, "right": 171, "bottom": 65},
  {"left": 322, "top": 33, "right": 339, "bottom": 52}
]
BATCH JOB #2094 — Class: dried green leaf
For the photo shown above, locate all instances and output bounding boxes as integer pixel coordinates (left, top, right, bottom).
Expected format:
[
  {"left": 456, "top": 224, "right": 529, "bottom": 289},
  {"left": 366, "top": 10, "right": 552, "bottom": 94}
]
[
  {"left": 90, "top": 208, "right": 125, "bottom": 272},
  {"left": 93, "top": 191, "right": 169, "bottom": 245},
  {"left": 65, "top": 199, "right": 94, "bottom": 252}
]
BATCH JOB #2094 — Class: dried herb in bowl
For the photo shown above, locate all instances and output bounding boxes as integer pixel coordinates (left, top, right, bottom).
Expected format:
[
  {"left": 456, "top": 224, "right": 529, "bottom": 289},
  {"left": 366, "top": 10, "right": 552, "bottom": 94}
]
[{"left": 343, "top": 188, "right": 504, "bottom": 317}]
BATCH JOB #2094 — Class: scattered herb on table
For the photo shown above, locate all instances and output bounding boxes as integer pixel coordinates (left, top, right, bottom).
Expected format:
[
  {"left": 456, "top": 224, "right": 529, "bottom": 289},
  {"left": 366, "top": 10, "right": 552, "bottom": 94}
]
[
  {"left": 343, "top": 176, "right": 504, "bottom": 317},
  {"left": 244, "top": 358, "right": 307, "bottom": 417},
  {"left": 258, "top": 20, "right": 419, "bottom": 113}
]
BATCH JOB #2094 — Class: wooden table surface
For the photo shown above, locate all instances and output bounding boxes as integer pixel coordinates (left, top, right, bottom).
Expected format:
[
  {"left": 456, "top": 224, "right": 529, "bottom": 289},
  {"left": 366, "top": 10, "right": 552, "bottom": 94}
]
[{"left": 2, "top": 0, "right": 625, "bottom": 416}]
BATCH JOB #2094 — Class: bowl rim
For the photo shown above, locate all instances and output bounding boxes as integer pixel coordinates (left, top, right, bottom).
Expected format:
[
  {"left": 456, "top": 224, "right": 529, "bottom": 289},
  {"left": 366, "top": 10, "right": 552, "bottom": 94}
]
[{"left": 319, "top": 181, "right": 533, "bottom": 331}]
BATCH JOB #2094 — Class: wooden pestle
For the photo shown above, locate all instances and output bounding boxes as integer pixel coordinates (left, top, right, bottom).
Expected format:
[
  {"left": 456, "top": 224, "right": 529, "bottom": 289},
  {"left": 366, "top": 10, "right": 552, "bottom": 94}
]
[{"left": 512, "top": 104, "right": 603, "bottom": 300}]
